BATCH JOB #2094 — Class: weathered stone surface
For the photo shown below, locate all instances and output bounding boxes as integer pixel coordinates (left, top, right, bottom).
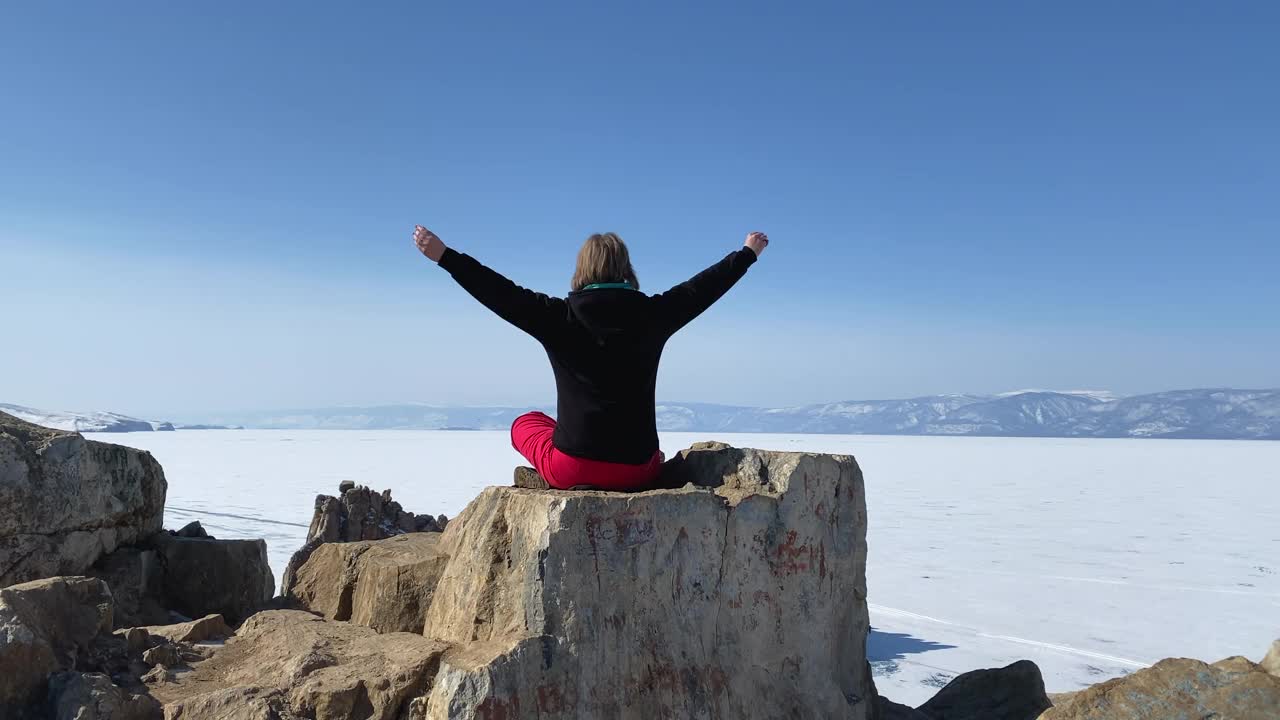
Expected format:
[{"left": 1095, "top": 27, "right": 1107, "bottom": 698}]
[
  {"left": 163, "top": 686, "right": 297, "bottom": 720},
  {"left": 87, "top": 546, "right": 170, "bottom": 629},
  {"left": 141, "top": 614, "right": 233, "bottom": 645},
  {"left": 281, "top": 484, "right": 448, "bottom": 597},
  {"left": 1263, "top": 638, "right": 1280, "bottom": 677},
  {"left": 48, "top": 671, "right": 162, "bottom": 720},
  {"left": 327, "top": 484, "right": 445, "bottom": 544},
  {"left": 142, "top": 664, "right": 175, "bottom": 685},
  {"left": 151, "top": 533, "right": 273, "bottom": 624},
  {"left": 1040, "top": 651, "right": 1280, "bottom": 719},
  {"left": 287, "top": 533, "right": 447, "bottom": 634},
  {"left": 419, "top": 441, "right": 871, "bottom": 719},
  {"left": 154, "top": 610, "right": 448, "bottom": 720},
  {"left": 0, "top": 576, "right": 114, "bottom": 712},
  {"left": 915, "top": 660, "right": 1049, "bottom": 719},
  {"left": 143, "top": 644, "right": 185, "bottom": 667},
  {"left": 0, "top": 412, "right": 167, "bottom": 587}
]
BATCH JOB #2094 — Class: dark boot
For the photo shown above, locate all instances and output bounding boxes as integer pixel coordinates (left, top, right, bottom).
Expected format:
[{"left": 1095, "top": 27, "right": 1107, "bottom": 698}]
[{"left": 513, "top": 466, "right": 549, "bottom": 490}]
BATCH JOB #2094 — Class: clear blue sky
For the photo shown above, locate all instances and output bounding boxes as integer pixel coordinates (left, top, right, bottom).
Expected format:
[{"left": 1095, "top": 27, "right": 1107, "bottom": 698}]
[{"left": 2, "top": 2, "right": 1277, "bottom": 417}]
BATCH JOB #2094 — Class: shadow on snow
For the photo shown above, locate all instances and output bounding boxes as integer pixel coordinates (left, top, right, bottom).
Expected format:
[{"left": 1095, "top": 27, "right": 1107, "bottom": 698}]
[{"left": 867, "top": 627, "right": 957, "bottom": 661}]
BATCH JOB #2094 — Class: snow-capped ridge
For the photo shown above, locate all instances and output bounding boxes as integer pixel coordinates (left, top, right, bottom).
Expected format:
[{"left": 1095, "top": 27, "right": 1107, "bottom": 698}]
[{"left": 6, "top": 388, "right": 1278, "bottom": 439}]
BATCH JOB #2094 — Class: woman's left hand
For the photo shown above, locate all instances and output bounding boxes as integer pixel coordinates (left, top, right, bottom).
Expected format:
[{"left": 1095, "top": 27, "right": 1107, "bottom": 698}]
[{"left": 414, "top": 225, "right": 448, "bottom": 263}]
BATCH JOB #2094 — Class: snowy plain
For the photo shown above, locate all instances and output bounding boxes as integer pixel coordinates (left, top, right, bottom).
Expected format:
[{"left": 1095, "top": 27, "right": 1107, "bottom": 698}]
[{"left": 86, "top": 430, "right": 1280, "bottom": 706}]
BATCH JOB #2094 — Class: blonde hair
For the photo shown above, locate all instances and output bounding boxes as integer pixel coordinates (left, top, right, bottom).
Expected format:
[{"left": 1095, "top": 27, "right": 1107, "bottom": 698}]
[{"left": 571, "top": 232, "right": 640, "bottom": 291}]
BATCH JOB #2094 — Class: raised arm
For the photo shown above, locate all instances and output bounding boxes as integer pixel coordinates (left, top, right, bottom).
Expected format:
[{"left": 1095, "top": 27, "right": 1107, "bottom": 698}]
[
  {"left": 414, "top": 225, "right": 565, "bottom": 339},
  {"left": 652, "top": 231, "right": 768, "bottom": 335}
]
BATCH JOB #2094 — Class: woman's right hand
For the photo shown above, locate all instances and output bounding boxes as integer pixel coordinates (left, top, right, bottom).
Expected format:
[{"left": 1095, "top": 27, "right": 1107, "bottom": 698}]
[
  {"left": 745, "top": 231, "right": 769, "bottom": 257},
  {"left": 414, "top": 225, "right": 448, "bottom": 263}
]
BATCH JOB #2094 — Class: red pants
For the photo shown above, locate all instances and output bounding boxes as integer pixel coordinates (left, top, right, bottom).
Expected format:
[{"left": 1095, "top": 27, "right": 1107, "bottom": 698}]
[{"left": 510, "top": 411, "right": 663, "bottom": 491}]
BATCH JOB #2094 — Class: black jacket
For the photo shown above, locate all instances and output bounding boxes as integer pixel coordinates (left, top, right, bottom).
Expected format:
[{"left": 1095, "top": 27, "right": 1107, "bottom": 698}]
[{"left": 439, "top": 246, "right": 757, "bottom": 463}]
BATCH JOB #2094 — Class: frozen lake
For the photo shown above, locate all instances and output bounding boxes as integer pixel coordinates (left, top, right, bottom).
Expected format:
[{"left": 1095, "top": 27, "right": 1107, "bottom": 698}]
[{"left": 87, "top": 430, "right": 1280, "bottom": 705}]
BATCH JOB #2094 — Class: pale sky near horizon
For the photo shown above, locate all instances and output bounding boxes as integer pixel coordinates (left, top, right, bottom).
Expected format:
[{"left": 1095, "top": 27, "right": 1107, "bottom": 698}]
[{"left": 2, "top": 2, "right": 1277, "bottom": 418}]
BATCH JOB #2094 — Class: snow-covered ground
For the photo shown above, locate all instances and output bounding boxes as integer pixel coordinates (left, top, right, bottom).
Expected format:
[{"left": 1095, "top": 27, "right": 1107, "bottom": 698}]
[{"left": 86, "top": 430, "right": 1280, "bottom": 706}]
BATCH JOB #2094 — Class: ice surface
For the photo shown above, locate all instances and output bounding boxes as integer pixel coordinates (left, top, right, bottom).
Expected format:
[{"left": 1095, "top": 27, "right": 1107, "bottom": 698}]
[{"left": 85, "top": 430, "right": 1280, "bottom": 706}]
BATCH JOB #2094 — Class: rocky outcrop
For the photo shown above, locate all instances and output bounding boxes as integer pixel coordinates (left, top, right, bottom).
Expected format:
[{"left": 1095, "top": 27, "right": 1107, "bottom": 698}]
[
  {"left": 878, "top": 660, "right": 1050, "bottom": 720},
  {"left": 0, "top": 412, "right": 167, "bottom": 587},
  {"left": 150, "top": 532, "right": 274, "bottom": 624},
  {"left": 140, "top": 614, "right": 233, "bottom": 644},
  {"left": 0, "top": 576, "right": 115, "bottom": 713},
  {"left": 153, "top": 610, "right": 449, "bottom": 719},
  {"left": 435, "top": 442, "right": 870, "bottom": 718},
  {"left": 1, "top": 574, "right": 244, "bottom": 718},
  {"left": 286, "top": 532, "right": 448, "bottom": 634},
  {"left": 193, "top": 442, "right": 872, "bottom": 718},
  {"left": 1040, "top": 646, "right": 1280, "bottom": 719},
  {"left": 281, "top": 483, "right": 448, "bottom": 596},
  {"left": 8, "top": 433, "right": 1278, "bottom": 720},
  {"left": 308, "top": 484, "right": 447, "bottom": 544}
]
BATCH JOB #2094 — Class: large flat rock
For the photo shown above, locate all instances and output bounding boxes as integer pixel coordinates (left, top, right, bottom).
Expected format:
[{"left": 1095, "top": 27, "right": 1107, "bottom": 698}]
[
  {"left": 154, "top": 610, "right": 448, "bottom": 720},
  {"left": 418, "top": 441, "right": 871, "bottom": 719},
  {"left": 0, "top": 412, "right": 166, "bottom": 587}
]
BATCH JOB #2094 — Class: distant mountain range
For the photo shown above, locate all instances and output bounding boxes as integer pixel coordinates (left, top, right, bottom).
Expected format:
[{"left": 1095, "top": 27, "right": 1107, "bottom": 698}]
[
  {"left": 7, "top": 388, "right": 1275, "bottom": 440},
  {"left": 0, "top": 404, "right": 239, "bottom": 433}
]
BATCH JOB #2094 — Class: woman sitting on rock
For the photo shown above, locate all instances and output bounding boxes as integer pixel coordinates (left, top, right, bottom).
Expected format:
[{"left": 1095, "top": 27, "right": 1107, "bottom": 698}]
[{"left": 413, "top": 226, "right": 767, "bottom": 491}]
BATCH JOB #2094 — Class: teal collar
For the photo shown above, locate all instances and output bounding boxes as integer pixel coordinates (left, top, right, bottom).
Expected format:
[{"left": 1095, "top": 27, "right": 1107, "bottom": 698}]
[{"left": 580, "top": 282, "right": 635, "bottom": 291}]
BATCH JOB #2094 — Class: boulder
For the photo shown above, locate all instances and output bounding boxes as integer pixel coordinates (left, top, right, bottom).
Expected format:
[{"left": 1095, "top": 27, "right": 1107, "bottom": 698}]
[
  {"left": 0, "top": 412, "right": 166, "bottom": 587},
  {"left": 287, "top": 533, "right": 448, "bottom": 634},
  {"left": 1040, "top": 647, "right": 1280, "bottom": 719},
  {"left": 281, "top": 484, "right": 448, "bottom": 595},
  {"left": 151, "top": 533, "right": 274, "bottom": 624},
  {"left": 418, "top": 441, "right": 871, "bottom": 719},
  {"left": 140, "top": 614, "right": 233, "bottom": 645},
  {"left": 914, "top": 660, "right": 1049, "bottom": 719},
  {"left": 47, "top": 671, "right": 162, "bottom": 720},
  {"left": 153, "top": 610, "right": 449, "bottom": 720},
  {"left": 311, "top": 484, "right": 445, "bottom": 544},
  {"left": 1262, "top": 638, "right": 1280, "bottom": 677},
  {"left": 0, "top": 576, "right": 114, "bottom": 712}
]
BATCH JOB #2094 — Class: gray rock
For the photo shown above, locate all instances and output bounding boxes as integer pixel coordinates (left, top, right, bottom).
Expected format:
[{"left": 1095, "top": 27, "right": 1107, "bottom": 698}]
[
  {"left": 0, "top": 576, "right": 114, "bottom": 712},
  {"left": 175, "top": 521, "right": 210, "bottom": 539},
  {"left": 151, "top": 534, "right": 274, "bottom": 624},
  {"left": 916, "top": 660, "right": 1050, "bottom": 719},
  {"left": 48, "top": 671, "right": 162, "bottom": 719},
  {"left": 338, "top": 480, "right": 355, "bottom": 494},
  {"left": 142, "top": 643, "right": 183, "bottom": 667},
  {"left": 0, "top": 412, "right": 167, "bottom": 587}
]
